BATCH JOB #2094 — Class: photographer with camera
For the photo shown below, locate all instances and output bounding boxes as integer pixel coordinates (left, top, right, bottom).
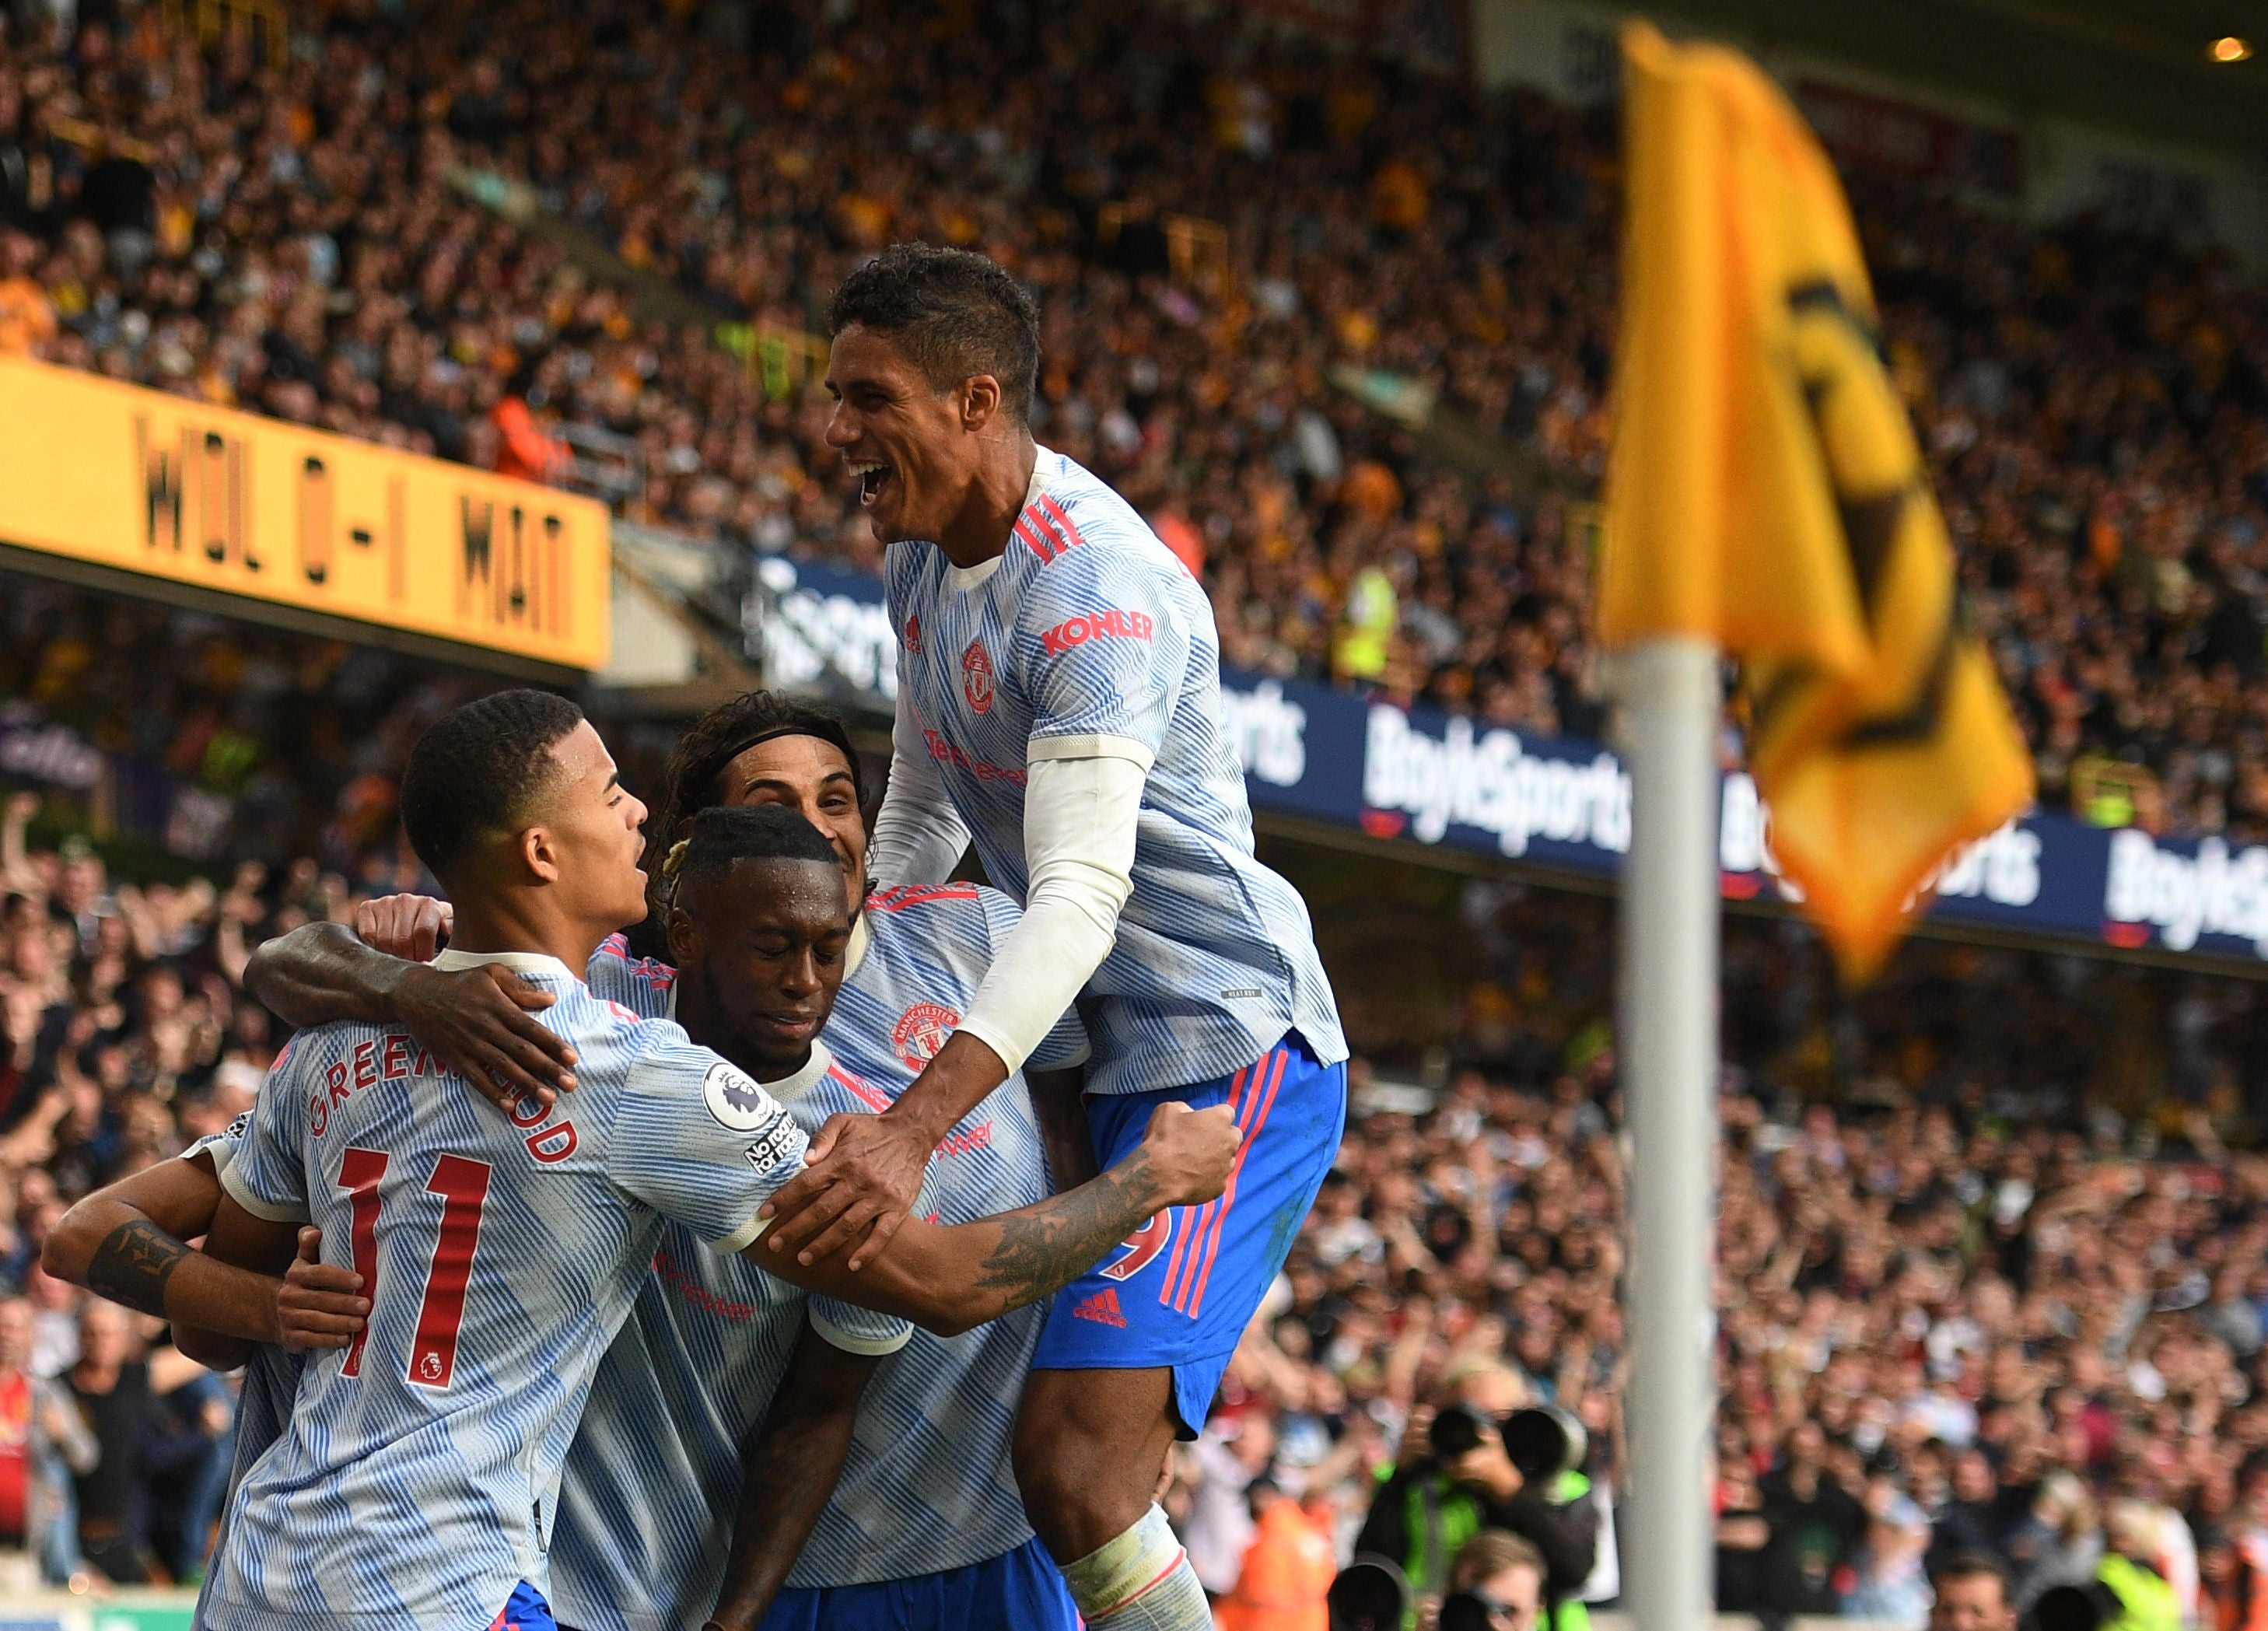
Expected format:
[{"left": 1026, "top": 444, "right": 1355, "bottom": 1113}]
[{"left": 1353, "top": 1391, "right": 1602, "bottom": 1631}]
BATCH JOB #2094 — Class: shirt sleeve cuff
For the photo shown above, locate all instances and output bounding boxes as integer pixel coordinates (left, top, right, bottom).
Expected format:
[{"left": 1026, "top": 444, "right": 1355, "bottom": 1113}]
[
  {"left": 218, "top": 1161, "right": 310, "bottom": 1224},
  {"left": 711, "top": 1211, "right": 770, "bottom": 1256},
  {"left": 950, "top": 1013, "right": 1029, "bottom": 1079},
  {"left": 810, "top": 1307, "right": 914, "bottom": 1357},
  {"left": 1027, "top": 733, "right": 1157, "bottom": 772}
]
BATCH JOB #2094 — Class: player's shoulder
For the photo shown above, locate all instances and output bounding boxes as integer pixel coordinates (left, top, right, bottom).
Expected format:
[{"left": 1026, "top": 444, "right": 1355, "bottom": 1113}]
[
  {"left": 266, "top": 1013, "right": 390, "bottom": 1073},
  {"left": 884, "top": 537, "right": 938, "bottom": 598},
  {"left": 586, "top": 935, "right": 677, "bottom": 1015},
  {"left": 1010, "top": 449, "right": 1176, "bottom": 579},
  {"left": 857, "top": 884, "right": 993, "bottom": 975},
  {"left": 863, "top": 880, "right": 986, "bottom": 920}
]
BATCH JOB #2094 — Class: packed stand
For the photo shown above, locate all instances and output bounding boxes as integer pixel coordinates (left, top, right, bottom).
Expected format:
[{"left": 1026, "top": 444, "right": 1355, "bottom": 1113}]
[
  {"left": 13, "top": 1, "right": 2268, "bottom": 834},
  {"left": 11, "top": 746, "right": 2268, "bottom": 1623},
  {"left": 1169, "top": 883, "right": 2268, "bottom": 1631},
  {"left": 0, "top": 787, "right": 327, "bottom": 1588}
]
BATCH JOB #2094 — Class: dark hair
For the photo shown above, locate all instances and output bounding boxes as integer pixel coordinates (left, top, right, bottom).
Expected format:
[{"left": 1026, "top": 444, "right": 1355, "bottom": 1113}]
[
  {"left": 673, "top": 805, "right": 842, "bottom": 905},
  {"left": 1934, "top": 1552, "right": 2011, "bottom": 1600},
  {"left": 398, "top": 689, "right": 584, "bottom": 880},
  {"left": 828, "top": 243, "right": 1041, "bottom": 424},
  {"left": 635, "top": 690, "right": 863, "bottom": 951}
]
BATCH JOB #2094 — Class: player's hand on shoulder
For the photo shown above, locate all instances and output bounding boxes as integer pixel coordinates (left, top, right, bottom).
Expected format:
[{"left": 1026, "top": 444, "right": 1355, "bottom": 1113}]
[
  {"left": 1134, "top": 1101, "right": 1241, "bottom": 1207},
  {"left": 355, "top": 893, "right": 453, "bottom": 961},
  {"left": 394, "top": 961, "right": 576, "bottom": 1111},
  {"left": 275, "top": 1227, "right": 369, "bottom": 1353},
  {"left": 758, "top": 1111, "right": 929, "bottom": 1271}
]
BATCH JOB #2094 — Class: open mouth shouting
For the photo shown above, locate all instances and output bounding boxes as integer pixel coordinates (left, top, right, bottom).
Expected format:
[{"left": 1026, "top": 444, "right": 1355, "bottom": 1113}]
[{"left": 850, "top": 458, "right": 895, "bottom": 510}]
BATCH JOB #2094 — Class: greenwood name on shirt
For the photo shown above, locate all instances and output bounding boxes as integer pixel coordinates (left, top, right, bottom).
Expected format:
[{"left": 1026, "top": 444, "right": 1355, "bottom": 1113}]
[{"left": 205, "top": 950, "right": 816, "bottom": 1631}]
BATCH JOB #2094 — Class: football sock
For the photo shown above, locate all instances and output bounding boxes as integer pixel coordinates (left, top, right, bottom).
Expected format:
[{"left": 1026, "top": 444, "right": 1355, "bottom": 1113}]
[{"left": 1060, "top": 1503, "right": 1211, "bottom": 1630}]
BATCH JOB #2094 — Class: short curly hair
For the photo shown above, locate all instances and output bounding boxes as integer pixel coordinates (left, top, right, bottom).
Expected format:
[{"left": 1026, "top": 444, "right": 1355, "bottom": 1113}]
[
  {"left": 828, "top": 243, "right": 1041, "bottom": 424},
  {"left": 398, "top": 689, "right": 583, "bottom": 882}
]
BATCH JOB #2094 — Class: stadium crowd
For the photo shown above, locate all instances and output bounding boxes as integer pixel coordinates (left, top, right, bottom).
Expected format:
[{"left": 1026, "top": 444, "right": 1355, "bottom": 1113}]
[
  {"left": 9, "top": 0, "right": 2268, "bottom": 837},
  {"left": 5, "top": 760, "right": 2268, "bottom": 1628},
  {"left": 13, "top": 0, "right": 2268, "bottom": 1622}
]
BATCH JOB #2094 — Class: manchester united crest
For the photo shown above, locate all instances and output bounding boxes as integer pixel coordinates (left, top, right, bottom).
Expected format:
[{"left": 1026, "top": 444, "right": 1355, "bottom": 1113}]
[
  {"left": 961, "top": 639, "right": 995, "bottom": 715},
  {"left": 893, "top": 1001, "right": 960, "bottom": 1072}
]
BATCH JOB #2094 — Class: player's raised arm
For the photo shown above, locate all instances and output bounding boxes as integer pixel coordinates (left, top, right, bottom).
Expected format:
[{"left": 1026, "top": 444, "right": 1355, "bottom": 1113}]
[
  {"left": 246, "top": 907, "right": 579, "bottom": 1107},
  {"left": 703, "top": 1319, "right": 887, "bottom": 1631},
  {"left": 866, "top": 668, "right": 975, "bottom": 890},
  {"left": 754, "top": 1099, "right": 1236, "bottom": 1335}
]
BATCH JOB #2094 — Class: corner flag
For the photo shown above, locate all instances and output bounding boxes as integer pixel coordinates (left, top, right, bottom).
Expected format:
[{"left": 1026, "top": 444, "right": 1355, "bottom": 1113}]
[{"left": 1598, "top": 23, "right": 2034, "bottom": 980}]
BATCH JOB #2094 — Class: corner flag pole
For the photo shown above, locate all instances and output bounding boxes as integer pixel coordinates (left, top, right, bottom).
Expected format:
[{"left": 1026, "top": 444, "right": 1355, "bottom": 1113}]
[{"left": 1615, "top": 637, "right": 1720, "bottom": 1631}]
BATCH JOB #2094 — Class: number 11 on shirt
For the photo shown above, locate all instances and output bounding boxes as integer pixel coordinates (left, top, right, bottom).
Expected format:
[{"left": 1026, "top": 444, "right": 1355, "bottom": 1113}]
[{"left": 336, "top": 1147, "right": 492, "bottom": 1389}]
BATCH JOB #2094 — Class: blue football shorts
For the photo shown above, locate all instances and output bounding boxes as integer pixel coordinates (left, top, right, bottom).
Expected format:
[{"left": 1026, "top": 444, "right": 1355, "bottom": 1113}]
[
  {"left": 491, "top": 1581, "right": 558, "bottom": 1631},
  {"left": 1031, "top": 1031, "right": 1347, "bottom": 1437},
  {"left": 758, "top": 1535, "right": 1076, "bottom": 1630}
]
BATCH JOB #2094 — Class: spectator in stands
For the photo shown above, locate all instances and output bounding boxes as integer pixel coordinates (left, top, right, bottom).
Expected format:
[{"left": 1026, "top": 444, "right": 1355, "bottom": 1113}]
[
  {"left": 0, "top": 1293, "right": 92, "bottom": 1588},
  {"left": 1930, "top": 1553, "right": 2018, "bottom": 1631},
  {"left": 0, "top": 229, "right": 54, "bottom": 355},
  {"left": 1842, "top": 1477, "right": 1937, "bottom": 1623},
  {"left": 1440, "top": 1530, "right": 1548, "bottom": 1631},
  {"left": 1213, "top": 1477, "right": 1337, "bottom": 1631},
  {"left": 2014, "top": 1473, "right": 2108, "bottom": 1611}
]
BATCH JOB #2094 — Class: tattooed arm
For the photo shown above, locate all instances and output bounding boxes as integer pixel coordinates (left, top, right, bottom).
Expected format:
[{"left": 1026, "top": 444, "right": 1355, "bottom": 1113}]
[
  {"left": 704, "top": 1321, "right": 884, "bottom": 1631},
  {"left": 44, "top": 1152, "right": 367, "bottom": 1370},
  {"left": 746, "top": 1101, "right": 1239, "bottom": 1337}
]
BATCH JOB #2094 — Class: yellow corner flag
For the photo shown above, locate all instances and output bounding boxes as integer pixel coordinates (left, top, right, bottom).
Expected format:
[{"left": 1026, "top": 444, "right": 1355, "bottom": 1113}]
[{"left": 1598, "top": 23, "right": 2034, "bottom": 981}]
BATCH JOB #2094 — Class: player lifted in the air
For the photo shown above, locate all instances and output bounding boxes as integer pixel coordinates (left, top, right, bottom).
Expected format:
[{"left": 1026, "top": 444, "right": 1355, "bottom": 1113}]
[
  {"left": 187, "top": 690, "right": 1240, "bottom": 1631},
  {"left": 761, "top": 244, "right": 1349, "bottom": 1631}
]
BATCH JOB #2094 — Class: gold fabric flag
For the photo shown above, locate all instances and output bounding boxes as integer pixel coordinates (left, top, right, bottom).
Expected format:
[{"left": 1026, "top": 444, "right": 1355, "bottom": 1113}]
[{"left": 1598, "top": 23, "right": 2034, "bottom": 981}]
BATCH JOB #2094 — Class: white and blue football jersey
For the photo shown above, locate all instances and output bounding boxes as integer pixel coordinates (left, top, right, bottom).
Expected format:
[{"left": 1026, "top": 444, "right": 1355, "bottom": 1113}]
[
  {"left": 884, "top": 446, "right": 1346, "bottom": 1097},
  {"left": 550, "top": 895, "right": 1083, "bottom": 1624},
  {"left": 204, "top": 950, "right": 818, "bottom": 1631},
  {"left": 182, "top": 1116, "right": 304, "bottom": 1631},
  {"left": 789, "top": 883, "right": 1080, "bottom": 1587},
  {"left": 547, "top": 943, "right": 911, "bottom": 1631}
]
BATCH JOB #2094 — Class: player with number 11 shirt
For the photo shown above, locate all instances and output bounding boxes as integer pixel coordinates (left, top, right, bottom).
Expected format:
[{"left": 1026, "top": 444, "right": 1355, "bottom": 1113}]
[{"left": 192, "top": 691, "right": 1241, "bottom": 1631}]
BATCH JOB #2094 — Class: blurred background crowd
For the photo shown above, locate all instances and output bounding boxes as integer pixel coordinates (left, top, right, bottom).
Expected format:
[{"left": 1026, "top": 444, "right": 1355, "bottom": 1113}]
[
  {"left": 9, "top": 756, "right": 2268, "bottom": 1629},
  {"left": 10, "top": 0, "right": 2268, "bottom": 837},
  {"left": 9, "top": 0, "right": 2268, "bottom": 1626}
]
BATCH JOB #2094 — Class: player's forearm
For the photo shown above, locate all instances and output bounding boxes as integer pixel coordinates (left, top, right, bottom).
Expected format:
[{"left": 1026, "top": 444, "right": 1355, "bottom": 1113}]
[
  {"left": 243, "top": 922, "right": 411, "bottom": 1027},
  {"left": 707, "top": 1332, "right": 880, "bottom": 1631},
  {"left": 948, "top": 753, "right": 1138, "bottom": 1076},
  {"left": 45, "top": 1202, "right": 274, "bottom": 1363},
  {"left": 881, "top": 1030, "right": 1010, "bottom": 1145},
  {"left": 795, "top": 1136, "right": 1174, "bottom": 1335}
]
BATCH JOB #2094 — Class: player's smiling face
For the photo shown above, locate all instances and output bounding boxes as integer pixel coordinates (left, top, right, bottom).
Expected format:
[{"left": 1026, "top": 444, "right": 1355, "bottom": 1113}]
[
  {"left": 713, "top": 735, "right": 868, "bottom": 911},
  {"left": 824, "top": 324, "right": 986, "bottom": 548},
  {"left": 669, "top": 857, "right": 852, "bottom": 1077}
]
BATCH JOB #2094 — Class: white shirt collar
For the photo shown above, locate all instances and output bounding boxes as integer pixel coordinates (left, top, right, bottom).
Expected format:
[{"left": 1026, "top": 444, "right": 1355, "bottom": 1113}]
[
  {"left": 761, "top": 1040, "right": 834, "bottom": 1103},
  {"left": 432, "top": 949, "right": 576, "bottom": 981},
  {"left": 663, "top": 982, "right": 837, "bottom": 1102},
  {"left": 845, "top": 910, "right": 871, "bottom": 978},
  {"left": 943, "top": 444, "right": 1055, "bottom": 593}
]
